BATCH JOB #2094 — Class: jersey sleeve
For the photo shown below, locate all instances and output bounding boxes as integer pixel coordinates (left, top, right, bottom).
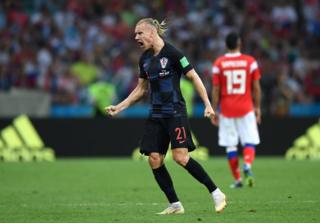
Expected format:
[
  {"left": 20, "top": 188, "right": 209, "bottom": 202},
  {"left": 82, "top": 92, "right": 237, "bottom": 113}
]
[
  {"left": 171, "top": 47, "right": 193, "bottom": 75},
  {"left": 250, "top": 59, "right": 261, "bottom": 80},
  {"left": 212, "top": 60, "right": 221, "bottom": 86},
  {"left": 139, "top": 56, "right": 147, "bottom": 79}
]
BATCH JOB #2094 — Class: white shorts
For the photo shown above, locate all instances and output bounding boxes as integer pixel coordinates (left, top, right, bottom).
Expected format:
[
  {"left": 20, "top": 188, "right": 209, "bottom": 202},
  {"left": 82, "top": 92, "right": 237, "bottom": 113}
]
[{"left": 218, "top": 111, "right": 260, "bottom": 147}]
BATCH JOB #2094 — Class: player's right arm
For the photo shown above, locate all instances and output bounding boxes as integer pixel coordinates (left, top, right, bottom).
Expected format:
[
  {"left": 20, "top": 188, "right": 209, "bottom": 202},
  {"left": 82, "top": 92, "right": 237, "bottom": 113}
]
[
  {"left": 211, "top": 61, "right": 221, "bottom": 126},
  {"left": 105, "top": 78, "right": 148, "bottom": 116}
]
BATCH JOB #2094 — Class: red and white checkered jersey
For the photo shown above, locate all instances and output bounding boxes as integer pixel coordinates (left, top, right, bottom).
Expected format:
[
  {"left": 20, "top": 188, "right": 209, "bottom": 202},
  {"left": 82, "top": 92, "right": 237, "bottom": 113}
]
[{"left": 212, "top": 52, "right": 261, "bottom": 117}]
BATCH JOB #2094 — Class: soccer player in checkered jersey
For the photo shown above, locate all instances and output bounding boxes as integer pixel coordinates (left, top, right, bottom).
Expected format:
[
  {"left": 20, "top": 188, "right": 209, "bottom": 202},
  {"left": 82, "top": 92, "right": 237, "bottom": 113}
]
[
  {"left": 211, "top": 32, "right": 261, "bottom": 188},
  {"left": 106, "top": 18, "right": 227, "bottom": 214}
]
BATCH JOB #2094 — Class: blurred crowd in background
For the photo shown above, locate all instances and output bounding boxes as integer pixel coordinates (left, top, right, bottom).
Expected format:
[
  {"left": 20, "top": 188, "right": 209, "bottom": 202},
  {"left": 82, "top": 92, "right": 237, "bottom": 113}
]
[{"left": 0, "top": 0, "right": 319, "bottom": 117}]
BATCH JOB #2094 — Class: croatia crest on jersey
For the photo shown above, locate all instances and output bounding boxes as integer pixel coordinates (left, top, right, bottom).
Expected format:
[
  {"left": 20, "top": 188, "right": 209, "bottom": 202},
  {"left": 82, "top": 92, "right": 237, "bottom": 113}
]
[{"left": 160, "top": 57, "right": 168, "bottom": 69}]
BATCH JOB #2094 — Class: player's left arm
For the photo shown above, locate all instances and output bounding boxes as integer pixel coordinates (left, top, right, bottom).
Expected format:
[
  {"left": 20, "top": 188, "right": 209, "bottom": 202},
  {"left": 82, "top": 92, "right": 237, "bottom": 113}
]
[
  {"left": 211, "top": 84, "right": 220, "bottom": 126},
  {"left": 185, "top": 69, "right": 215, "bottom": 119},
  {"left": 210, "top": 61, "right": 221, "bottom": 126},
  {"left": 251, "top": 58, "right": 262, "bottom": 124},
  {"left": 172, "top": 46, "right": 215, "bottom": 118},
  {"left": 253, "top": 79, "right": 261, "bottom": 124}
]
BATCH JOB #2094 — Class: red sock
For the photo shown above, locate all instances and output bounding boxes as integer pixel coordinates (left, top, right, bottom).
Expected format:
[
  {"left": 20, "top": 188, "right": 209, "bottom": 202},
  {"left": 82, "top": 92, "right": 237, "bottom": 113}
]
[
  {"left": 228, "top": 157, "right": 241, "bottom": 181},
  {"left": 243, "top": 145, "right": 255, "bottom": 166}
]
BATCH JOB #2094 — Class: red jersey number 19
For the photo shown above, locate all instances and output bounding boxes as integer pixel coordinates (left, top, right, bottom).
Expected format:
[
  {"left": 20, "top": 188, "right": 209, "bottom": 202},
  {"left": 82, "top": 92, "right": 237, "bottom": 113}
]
[{"left": 224, "top": 69, "right": 246, "bottom": 95}]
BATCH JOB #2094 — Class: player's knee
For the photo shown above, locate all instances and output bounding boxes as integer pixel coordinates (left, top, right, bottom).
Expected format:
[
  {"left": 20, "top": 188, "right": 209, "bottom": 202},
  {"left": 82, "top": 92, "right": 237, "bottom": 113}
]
[
  {"left": 173, "top": 153, "right": 189, "bottom": 166},
  {"left": 148, "top": 153, "right": 164, "bottom": 168}
]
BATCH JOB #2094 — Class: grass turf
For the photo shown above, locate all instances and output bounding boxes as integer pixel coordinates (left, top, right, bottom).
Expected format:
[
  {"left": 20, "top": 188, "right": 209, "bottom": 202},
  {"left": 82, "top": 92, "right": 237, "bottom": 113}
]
[{"left": 0, "top": 157, "right": 320, "bottom": 223}]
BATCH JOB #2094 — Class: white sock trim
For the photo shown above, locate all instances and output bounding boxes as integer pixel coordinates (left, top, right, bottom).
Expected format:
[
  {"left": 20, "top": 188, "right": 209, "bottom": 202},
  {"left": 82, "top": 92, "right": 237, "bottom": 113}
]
[
  {"left": 243, "top": 163, "right": 251, "bottom": 170},
  {"left": 171, "top": 201, "right": 182, "bottom": 207},
  {"left": 212, "top": 188, "right": 222, "bottom": 197},
  {"left": 226, "top": 146, "right": 237, "bottom": 153}
]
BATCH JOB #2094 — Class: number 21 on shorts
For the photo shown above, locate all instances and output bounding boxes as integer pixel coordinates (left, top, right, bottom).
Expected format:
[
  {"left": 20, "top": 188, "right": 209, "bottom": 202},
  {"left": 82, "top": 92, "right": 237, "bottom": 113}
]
[{"left": 175, "top": 127, "right": 186, "bottom": 143}]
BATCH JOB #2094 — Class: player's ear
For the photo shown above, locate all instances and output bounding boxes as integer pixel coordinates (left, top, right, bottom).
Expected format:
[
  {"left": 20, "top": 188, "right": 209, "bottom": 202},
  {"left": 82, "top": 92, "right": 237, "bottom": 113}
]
[
  {"left": 149, "top": 27, "right": 156, "bottom": 38},
  {"left": 147, "top": 29, "right": 156, "bottom": 43}
]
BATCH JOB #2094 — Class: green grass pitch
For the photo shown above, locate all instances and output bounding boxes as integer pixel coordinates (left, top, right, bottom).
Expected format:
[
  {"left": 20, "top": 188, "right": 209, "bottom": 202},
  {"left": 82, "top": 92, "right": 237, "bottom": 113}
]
[{"left": 1, "top": 157, "right": 320, "bottom": 223}]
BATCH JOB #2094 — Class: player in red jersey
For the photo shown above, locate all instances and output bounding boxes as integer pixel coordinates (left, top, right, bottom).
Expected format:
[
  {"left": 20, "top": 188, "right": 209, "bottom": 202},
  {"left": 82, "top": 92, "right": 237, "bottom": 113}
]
[{"left": 211, "top": 32, "right": 261, "bottom": 188}]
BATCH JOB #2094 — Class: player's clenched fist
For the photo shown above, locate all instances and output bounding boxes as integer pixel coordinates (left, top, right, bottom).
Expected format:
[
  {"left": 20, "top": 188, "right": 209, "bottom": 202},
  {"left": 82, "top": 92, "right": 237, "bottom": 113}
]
[
  {"left": 105, "top": 105, "right": 119, "bottom": 116},
  {"left": 204, "top": 105, "right": 215, "bottom": 119}
]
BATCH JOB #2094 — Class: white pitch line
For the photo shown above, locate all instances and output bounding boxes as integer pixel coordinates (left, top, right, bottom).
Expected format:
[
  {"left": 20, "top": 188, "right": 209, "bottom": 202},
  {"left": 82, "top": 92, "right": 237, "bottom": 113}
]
[
  {"left": 0, "top": 200, "right": 318, "bottom": 209},
  {"left": 45, "top": 202, "right": 163, "bottom": 207},
  {"left": 227, "top": 200, "right": 319, "bottom": 204}
]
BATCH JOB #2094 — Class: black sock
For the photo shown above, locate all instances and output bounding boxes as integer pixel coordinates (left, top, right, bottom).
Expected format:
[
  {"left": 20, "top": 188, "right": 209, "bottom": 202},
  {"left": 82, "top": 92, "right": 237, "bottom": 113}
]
[
  {"left": 152, "top": 165, "right": 179, "bottom": 203},
  {"left": 184, "top": 157, "right": 217, "bottom": 193}
]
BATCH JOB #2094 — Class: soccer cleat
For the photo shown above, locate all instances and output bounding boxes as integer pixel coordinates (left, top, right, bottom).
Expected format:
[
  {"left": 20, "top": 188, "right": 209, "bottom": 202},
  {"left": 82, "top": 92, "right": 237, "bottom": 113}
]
[
  {"left": 157, "top": 205, "right": 185, "bottom": 215},
  {"left": 244, "top": 169, "right": 254, "bottom": 187},
  {"left": 229, "top": 181, "right": 243, "bottom": 189},
  {"left": 213, "top": 191, "right": 227, "bottom": 213}
]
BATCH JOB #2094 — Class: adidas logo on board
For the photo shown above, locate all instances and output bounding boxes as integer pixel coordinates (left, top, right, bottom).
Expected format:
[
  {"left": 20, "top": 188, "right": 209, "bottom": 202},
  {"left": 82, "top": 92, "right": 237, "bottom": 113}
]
[
  {"left": 285, "top": 119, "right": 320, "bottom": 160},
  {"left": 0, "top": 115, "right": 55, "bottom": 162}
]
